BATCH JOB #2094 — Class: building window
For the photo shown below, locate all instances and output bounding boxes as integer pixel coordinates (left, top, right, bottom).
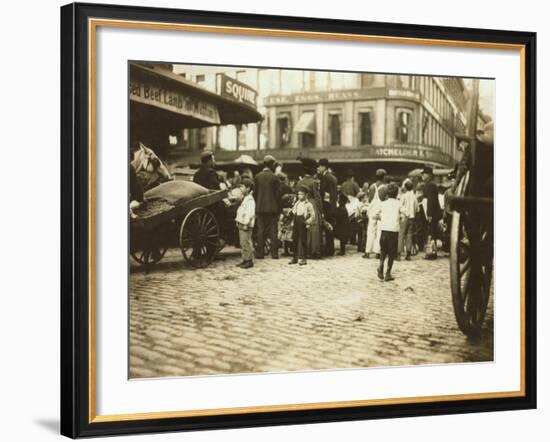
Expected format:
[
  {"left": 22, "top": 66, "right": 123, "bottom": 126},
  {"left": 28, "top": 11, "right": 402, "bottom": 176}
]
[
  {"left": 294, "top": 111, "right": 316, "bottom": 148},
  {"left": 421, "top": 113, "right": 429, "bottom": 144},
  {"left": 328, "top": 112, "right": 341, "bottom": 146},
  {"left": 301, "top": 132, "right": 316, "bottom": 148},
  {"left": 276, "top": 113, "right": 292, "bottom": 148},
  {"left": 359, "top": 111, "right": 373, "bottom": 145},
  {"left": 195, "top": 74, "right": 205, "bottom": 85},
  {"left": 395, "top": 108, "right": 413, "bottom": 143},
  {"left": 237, "top": 124, "right": 247, "bottom": 150}
]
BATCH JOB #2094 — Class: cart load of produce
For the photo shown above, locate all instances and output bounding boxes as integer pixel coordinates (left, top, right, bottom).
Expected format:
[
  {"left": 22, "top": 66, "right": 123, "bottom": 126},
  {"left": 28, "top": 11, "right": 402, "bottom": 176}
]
[{"left": 133, "top": 181, "right": 211, "bottom": 219}]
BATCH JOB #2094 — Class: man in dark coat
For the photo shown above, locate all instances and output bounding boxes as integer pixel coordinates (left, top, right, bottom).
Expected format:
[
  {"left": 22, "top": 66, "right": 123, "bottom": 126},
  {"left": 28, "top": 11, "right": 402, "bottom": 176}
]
[
  {"left": 254, "top": 155, "right": 281, "bottom": 259},
  {"left": 318, "top": 158, "right": 338, "bottom": 256},
  {"left": 421, "top": 166, "right": 442, "bottom": 259},
  {"left": 193, "top": 150, "right": 220, "bottom": 190}
]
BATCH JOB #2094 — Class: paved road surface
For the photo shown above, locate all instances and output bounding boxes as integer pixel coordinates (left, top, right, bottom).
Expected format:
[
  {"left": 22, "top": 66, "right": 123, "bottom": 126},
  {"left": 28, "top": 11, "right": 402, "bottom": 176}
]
[{"left": 129, "top": 247, "right": 493, "bottom": 378}]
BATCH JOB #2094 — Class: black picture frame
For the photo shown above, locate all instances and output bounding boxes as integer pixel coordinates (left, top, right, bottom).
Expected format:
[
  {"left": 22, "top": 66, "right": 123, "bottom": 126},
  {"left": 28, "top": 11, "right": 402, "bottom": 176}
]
[{"left": 61, "top": 2, "right": 537, "bottom": 438}]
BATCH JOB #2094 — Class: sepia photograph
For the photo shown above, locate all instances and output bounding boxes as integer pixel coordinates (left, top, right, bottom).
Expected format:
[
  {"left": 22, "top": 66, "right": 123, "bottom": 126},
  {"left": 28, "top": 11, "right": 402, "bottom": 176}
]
[{"left": 128, "top": 61, "right": 495, "bottom": 379}]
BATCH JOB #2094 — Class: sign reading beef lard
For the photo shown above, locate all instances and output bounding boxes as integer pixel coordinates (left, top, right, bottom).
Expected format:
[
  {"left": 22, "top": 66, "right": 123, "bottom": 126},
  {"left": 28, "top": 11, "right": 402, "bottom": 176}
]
[
  {"left": 220, "top": 74, "right": 258, "bottom": 108},
  {"left": 130, "top": 80, "right": 221, "bottom": 125}
]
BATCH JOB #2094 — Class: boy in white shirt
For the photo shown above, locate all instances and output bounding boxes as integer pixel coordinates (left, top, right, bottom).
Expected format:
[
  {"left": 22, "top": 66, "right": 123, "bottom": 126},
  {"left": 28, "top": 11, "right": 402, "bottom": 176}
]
[
  {"left": 375, "top": 183, "right": 400, "bottom": 281},
  {"left": 235, "top": 179, "right": 256, "bottom": 269},
  {"left": 399, "top": 179, "right": 419, "bottom": 260}
]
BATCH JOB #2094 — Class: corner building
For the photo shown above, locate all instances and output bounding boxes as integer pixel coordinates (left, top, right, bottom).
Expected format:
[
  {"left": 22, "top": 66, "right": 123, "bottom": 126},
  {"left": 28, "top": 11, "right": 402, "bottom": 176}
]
[
  {"left": 170, "top": 66, "right": 480, "bottom": 183},
  {"left": 262, "top": 72, "right": 471, "bottom": 182}
]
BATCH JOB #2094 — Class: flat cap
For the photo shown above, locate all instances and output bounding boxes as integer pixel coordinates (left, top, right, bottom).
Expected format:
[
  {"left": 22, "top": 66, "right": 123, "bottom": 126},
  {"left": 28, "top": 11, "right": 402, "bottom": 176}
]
[
  {"left": 263, "top": 154, "right": 277, "bottom": 163},
  {"left": 375, "top": 168, "right": 387, "bottom": 177}
]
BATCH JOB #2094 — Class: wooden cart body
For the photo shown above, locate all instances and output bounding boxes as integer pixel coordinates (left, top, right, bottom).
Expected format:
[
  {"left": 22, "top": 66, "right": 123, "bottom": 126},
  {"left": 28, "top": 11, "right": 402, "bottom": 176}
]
[{"left": 130, "top": 188, "right": 229, "bottom": 267}]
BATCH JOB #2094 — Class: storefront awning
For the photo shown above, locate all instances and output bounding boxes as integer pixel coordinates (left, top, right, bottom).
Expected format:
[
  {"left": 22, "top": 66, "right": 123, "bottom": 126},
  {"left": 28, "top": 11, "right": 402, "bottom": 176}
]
[
  {"left": 129, "top": 63, "right": 263, "bottom": 129},
  {"left": 293, "top": 112, "right": 316, "bottom": 135}
]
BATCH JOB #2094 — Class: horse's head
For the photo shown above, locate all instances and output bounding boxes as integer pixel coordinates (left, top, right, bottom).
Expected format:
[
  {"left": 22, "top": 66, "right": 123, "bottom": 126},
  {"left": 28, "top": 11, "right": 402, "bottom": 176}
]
[{"left": 131, "top": 142, "right": 172, "bottom": 190}]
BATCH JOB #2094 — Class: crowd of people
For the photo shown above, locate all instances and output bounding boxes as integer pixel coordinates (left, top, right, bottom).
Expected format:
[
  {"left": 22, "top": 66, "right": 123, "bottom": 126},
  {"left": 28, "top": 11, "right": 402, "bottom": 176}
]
[{"left": 193, "top": 150, "right": 456, "bottom": 282}]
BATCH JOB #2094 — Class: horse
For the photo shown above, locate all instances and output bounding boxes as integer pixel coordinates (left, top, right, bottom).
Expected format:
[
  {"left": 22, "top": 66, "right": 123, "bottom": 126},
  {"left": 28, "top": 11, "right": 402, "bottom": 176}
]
[{"left": 131, "top": 142, "right": 172, "bottom": 191}]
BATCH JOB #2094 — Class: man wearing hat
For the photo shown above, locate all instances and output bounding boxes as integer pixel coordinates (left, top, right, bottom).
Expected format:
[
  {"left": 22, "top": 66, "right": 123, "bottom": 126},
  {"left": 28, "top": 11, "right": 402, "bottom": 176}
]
[
  {"left": 254, "top": 155, "right": 281, "bottom": 259},
  {"left": 318, "top": 158, "right": 338, "bottom": 256},
  {"left": 364, "top": 168, "right": 387, "bottom": 258},
  {"left": 193, "top": 150, "right": 220, "bottom": 190},
  {"left": 421, "top": 165, "right": 441, "bottom": 259}
]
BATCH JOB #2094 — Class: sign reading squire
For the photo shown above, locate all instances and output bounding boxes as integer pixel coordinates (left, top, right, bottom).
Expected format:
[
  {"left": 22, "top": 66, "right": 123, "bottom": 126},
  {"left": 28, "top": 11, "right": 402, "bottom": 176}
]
[{"left": 220, "top": 74, "right": 257, "bottom": 107}]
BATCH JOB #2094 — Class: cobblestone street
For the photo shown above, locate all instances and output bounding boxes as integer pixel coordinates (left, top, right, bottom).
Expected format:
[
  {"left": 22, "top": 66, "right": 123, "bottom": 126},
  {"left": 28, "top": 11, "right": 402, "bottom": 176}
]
[{"left": 129, "top": 247, "right": 494, "bottom": 378}]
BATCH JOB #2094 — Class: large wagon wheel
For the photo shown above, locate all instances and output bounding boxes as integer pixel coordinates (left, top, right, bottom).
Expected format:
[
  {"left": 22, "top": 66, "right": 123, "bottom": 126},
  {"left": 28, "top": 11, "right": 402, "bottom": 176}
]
[
  {"left": 131, "top": 246, "right": 168, "bottom": 266},
  {"left": 450, "top": 173, "right": 493, "bottom": 336},
  {"left": 179, "top": 207, "right": 220, "bottom": 268}
]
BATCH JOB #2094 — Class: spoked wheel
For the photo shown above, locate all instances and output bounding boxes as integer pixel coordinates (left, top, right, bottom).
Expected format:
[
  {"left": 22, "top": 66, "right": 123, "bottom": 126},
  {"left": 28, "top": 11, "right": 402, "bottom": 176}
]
[
  {"left": 450, "top": 173, "right": 493, "bottom": 336},
  {"left": 131, "top": 246, "right": 168, "bottom": 266},
  {"left": 179, "top": 207, "right": 220, "bottom": 269}
]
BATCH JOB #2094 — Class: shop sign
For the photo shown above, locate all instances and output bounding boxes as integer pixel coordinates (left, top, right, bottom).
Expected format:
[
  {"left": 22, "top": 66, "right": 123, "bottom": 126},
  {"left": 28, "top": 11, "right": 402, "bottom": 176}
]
[
  {"left": 130, "top": 80, "right": 221, "bottom": 124},
  {"left": 220, "top": 74, "right": 257, "bottom": 107},
  {"left": 265, "top": 88, "right": 387, "bottom": 105},
  {"left": 369, "top": 144, "right": 450, "bottom": 164}
]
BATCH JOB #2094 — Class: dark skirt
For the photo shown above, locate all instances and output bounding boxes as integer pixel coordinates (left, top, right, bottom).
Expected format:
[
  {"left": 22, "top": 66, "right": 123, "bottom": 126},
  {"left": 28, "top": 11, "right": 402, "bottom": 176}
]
[{"left": 334, "top": 207, "right": 350, "bottom": 242}]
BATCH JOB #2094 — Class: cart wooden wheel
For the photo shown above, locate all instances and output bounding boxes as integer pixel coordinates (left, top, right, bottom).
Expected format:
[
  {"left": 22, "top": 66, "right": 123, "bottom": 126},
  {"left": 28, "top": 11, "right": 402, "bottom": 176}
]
[
  {"left": 131, "top": 246, "right": 168, "bottom": 266},
  {"left": 450, "top": 173, "right": 493, "bottom": 336},
  {"left": 179, "top": 207, "right": 220, "bottom": 268}
]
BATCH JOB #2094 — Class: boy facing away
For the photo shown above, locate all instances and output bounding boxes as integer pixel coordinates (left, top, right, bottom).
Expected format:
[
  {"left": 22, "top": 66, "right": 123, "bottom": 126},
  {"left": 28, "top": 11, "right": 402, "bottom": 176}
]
[
  {"left": 375, "top": 183, "right": 400, "bottom": 281},
  {"left": 235, "top": 179, "right": 256, "bottom": 269}
]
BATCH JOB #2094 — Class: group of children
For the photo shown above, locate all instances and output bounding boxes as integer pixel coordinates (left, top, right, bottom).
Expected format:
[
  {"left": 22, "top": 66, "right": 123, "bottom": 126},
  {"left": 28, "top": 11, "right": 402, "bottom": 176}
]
[
  {"left": 235, "top": 182, "right": 316, "bottom": 268},
  {"left": 234, "top": 178, "right": 404, "bottom": 282}
]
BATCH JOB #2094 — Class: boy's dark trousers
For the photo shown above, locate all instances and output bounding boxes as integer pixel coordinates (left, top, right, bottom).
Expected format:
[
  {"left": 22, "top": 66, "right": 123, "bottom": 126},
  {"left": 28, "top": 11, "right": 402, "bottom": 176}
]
[
  {"left": 292, "top": 215, "right": 308, "bottom": 260},
  {"left": 357, "top": 220, "right": 367, "bottom": 252},
  {"left": 339, "top": 238, "right": 346, "bottom": 255},
  {"left": 324, "top": 211, "right": 335, "bottom": 256},
  {"left": 256, "top": 213, "right": 279, "bottom": 258}
]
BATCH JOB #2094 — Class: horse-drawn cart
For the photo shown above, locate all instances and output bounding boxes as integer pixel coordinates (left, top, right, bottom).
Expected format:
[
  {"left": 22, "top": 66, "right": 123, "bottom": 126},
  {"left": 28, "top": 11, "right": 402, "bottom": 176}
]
[
  {"left": 448, "top": 80, "right": 494, "bottom": 337},
  {"left": 130, "top": 181, "right": 229, "bottom": 269}
]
